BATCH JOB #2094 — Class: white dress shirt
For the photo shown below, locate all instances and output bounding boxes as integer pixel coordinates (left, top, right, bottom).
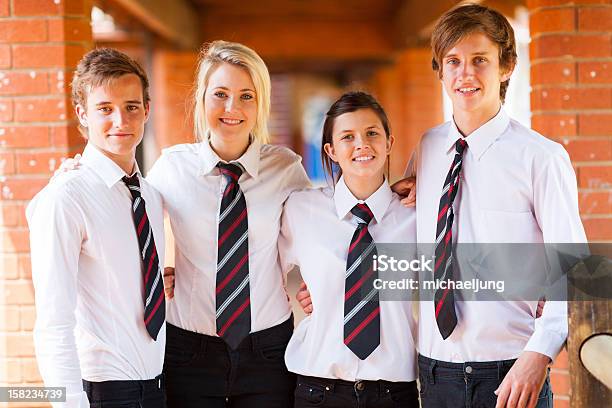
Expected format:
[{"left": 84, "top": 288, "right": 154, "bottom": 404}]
[
  {"left": 412, "top": 109, "right": 586, "bottom": 363},
  {"left": 280, "top": 177, "right": 418, "bottom": 382},
  {"left": 26, "top": 144, "right": 166, "bottom": 408},
  {"left": 146, "top": 139, "right": 310, "bottom": 335}
]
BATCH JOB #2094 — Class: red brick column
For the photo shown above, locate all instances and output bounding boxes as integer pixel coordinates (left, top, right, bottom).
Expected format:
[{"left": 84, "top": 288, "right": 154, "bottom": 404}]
[
  {"left": 528, "top": 0, "right": 612, "bottom": 406},
  {"left": 369, "top": 47, "right": 444, "bottom": 182},
  {"left": 152, "top": 50, "right": 197, "bottom": 152},
  {"left": 0, "top": 0, "right": 91, "bottom": 398}
]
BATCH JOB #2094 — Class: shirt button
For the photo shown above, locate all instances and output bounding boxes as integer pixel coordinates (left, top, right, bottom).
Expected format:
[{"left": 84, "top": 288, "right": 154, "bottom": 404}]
[
  {"left": 465, "top": 366, "right": 473, "bottom": 374},
  {"left": 355, "top": 381, "right": 365, "bottom": 391}
]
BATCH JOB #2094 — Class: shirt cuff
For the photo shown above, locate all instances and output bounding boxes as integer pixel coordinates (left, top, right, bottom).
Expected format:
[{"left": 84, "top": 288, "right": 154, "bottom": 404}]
[
  {"left": 52, "top": 388, "right": 88, "bottom": 408},
  {"left": 523, "top": 328, "right": 566, "bottom": 362}
]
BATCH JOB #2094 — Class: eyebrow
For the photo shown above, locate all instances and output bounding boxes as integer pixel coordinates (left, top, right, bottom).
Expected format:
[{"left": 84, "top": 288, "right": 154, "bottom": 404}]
[
  {"left": 95, "top": 100, "right": 143, "bottom": 106},
  {"left": 213, "top": 86, "right": 256, "bottom": 93},
  {"left": 444, "top": 51, "right": 491, "bottom": 58},
  {"left": 338, "top": 125, "right": 382, "bottom": 133}
]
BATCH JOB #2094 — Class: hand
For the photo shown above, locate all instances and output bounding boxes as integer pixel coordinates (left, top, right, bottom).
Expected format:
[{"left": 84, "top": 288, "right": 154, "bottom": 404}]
[
  {"left": 536, "top": 298, "right": 545, "bottom": 318},
  {"left": 163, "top": 267, "right": 175, "bottom": 299},
  {"left": 296, "top": 281, "right": 312, "bottom": 315},
  {"left": 494, "top": 351, "right": 550, "bottom": 408},
  {"left": 53, "top": 153, "right": 82, "bottom": 178},
  {"left": 390, "top": 176, "right": 416, "bottom": 207}
]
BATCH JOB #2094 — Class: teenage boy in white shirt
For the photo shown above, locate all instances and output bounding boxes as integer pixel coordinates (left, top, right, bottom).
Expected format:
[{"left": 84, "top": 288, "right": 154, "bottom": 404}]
[
  {"left": 27, "top": 48, "right": 166, "bottom": 408},
  {"left": 405, "top": 4, "right": 585, "bottom": 408}
]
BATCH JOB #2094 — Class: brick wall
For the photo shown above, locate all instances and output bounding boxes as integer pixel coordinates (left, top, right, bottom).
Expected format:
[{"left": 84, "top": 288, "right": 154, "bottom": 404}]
[
  {"left": 528, "top": 0, "right": 612, "bottom": 406},
  {"left": 369, "top": 47, "right": 444, "bottom": 182},
  {"left": 0, "top": 1, "right": 91, "bottom": 406}
]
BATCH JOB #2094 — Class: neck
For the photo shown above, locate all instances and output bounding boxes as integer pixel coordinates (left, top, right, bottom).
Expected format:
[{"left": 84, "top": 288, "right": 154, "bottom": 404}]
[
  {"left": 94, "top": 146, "right": 135, "bottom": 175},
  {"left": 209, "top": 133, "right": 251, "bottom": 162},
  {"left": 343, "top": 173, "right": 385, "bottom": 201},
  {"left": 453, "top": 103, "right": 501, "bottom": 137}
]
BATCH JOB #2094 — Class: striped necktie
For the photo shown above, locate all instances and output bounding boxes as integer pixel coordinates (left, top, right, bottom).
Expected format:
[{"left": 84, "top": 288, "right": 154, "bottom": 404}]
[
  {"left": 216, "top": 162, "right": 251, "bottom": 349},
  {"left": 344, "top": 203, "right": 380, "bottom": 360},
  {"left": 434, "top": 138, "right": 468, "bottom": 339},
  {"left": 122, "top": 175, "right": 165, "bottom": 340}
]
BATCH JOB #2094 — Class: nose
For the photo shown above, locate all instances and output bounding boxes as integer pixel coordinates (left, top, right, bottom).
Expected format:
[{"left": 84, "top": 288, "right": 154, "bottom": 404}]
[
  {"left": 458, "top": 60, "right": 475, "bottom": 78},
  {"left": 224, "top": 96, "right": 235, "bottom": 112},
  {"left": 112, "top": 109, "right": 128, "bottom": 128},
  {"left": 354, "top": 133, "right": 369, "bottom": 149}
]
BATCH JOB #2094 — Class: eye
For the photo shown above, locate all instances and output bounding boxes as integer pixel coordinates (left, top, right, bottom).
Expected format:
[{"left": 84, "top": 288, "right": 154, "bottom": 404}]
[
  {"left": 214, "top": 91, "right": 227, "bottom": 98},
  {"left": 126, "top": 105, "right": 140, "bottom": 112},
  {"left": 241, "top": 93, "right": 254, "bottom": 101},
  {"left": 98, "top": 106, "right": 112, "bottom": 114},
  {"left": 366, "top": 130, "right": 379, "bottom": 137},
  {"left": 474, "top": 57, "right": 487, "bottom": 64},
  {"left": 446, "top": 58, "right": 459, "bottom": 65},
  {"left": 341, "top": 133, "right": 354, "bottom": 141}
]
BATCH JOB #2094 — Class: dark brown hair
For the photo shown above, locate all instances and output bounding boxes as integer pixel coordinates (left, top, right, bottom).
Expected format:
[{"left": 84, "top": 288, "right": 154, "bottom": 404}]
[
  {"left": 321, "top": 91, "right": 391, "bottom": 184},
  {"left": 431, "top": 3, "right": 517, "bottom": 103},
  {"left": 71, "top": 48, "right": 150, "bottom": 134}
]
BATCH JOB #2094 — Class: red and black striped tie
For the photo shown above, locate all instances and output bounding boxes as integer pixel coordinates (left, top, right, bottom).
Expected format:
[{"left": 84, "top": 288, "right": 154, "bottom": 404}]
[
  {"left": 123, "top": 175, "right": 165, "bottom": 341},
  {"left": 344, "top": 203, "right": 380, "bottom": 360},
  {"left": 434, "top": 138, "right": 468, "bottom": 339},
  {"left": 216, "top": 162, "right": 251, "bottom": 349}
]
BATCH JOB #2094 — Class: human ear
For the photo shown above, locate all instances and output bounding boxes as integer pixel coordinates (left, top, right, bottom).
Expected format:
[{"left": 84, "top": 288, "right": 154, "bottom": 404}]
[
  {"left": 144, "top": 102, "right": 151, "bottom": 123},
  {"left": 500, "top": 62, "right": 515, "bottom": 82},
  {"left": 386, "top": 135, "right": 395, "bottom": 155},
  {"left": 323, "top": 142, "right": 337, "bottom": 162},
  {"left": 75, "top": 104, "right": 88, "bottom": 128}
]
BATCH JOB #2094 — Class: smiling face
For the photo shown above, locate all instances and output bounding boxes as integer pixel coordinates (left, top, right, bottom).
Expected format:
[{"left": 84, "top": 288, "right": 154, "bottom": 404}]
[
  {"left": 324, "top": 108, "right": 393, "bottom": 186},
  {"left": 204, "top": 62, "right": 258, "bottom": 147},
  {"left": 75, "top": 73, "right": 149, "bottom": 173},
  {"left": 441, "top": 32, "right": 512, "bottom": 124}
]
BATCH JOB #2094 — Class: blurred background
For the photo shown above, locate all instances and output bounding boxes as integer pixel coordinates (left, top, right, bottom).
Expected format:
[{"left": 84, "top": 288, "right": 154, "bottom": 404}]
[{"left": 1, "top": 0, "right": 611, "bottom": 406}]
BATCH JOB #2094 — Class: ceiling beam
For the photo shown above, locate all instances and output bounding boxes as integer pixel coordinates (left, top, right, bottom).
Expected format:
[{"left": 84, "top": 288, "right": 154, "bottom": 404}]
[
  {"left": 105, "top": 0, "right": 200, "bottom": 49},
  {"left": 201, "top": 17, "right": 396, "bottom": 64}
]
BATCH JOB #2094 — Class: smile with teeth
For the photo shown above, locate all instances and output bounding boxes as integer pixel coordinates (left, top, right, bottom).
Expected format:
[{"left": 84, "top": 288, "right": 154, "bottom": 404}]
[
  {"left": 220, "top": 118, "right": 243, "bottom": 125},
  {"left": 457, "top": 87, "right": 480, "bottom": 94},
  {"left": 353, "top": 156, "right": 374, "bottom": 162}
]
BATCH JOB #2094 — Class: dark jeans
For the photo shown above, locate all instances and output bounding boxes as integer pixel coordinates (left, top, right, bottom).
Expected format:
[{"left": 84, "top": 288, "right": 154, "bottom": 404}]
[
  {"left": 164, "top": 316, "right": 296, "bottom": 408},
  {"left": 294, "top": 375, "right": 419, "bottom": 408},
  {"left": 82, "top": 374, "right": 165, "bottom": 408},
  {"left": 418, "top": 354, "right": 553, "bottom": 408}
]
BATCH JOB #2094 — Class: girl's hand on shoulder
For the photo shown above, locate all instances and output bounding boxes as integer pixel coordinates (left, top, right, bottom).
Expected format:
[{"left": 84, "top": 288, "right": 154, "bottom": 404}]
[{"left": 391, "top": 176, "right": 416, "bottom": 207}]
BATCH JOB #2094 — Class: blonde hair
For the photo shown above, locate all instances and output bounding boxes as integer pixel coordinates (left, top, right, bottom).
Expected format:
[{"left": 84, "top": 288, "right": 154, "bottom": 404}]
[{"left": 194, "top": 40, "right": 271, "bottom": 143}]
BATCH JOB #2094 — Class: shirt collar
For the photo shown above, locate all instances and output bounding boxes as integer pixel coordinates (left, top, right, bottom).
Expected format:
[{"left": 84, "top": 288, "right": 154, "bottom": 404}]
[
  {"left": 445, "top": 108, "right": 510, "bottom": 160},
  {"left": 80, "top": 143, "right": 140, "bottom": 188},
  {"left": 333, "top": 176, "right": 392, "bottom": 224},
  {"left": 198, "top": 136, "right": 261, "bottom": 179}
]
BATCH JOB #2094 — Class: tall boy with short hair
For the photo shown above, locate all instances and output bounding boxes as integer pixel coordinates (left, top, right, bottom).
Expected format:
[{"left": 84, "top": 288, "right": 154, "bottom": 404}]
[
  {"left": 27, "top": 48, "right": 166, "bottom": 408},
  {"left": 412, "top": 4, "right": 586, "bottom": 408}
]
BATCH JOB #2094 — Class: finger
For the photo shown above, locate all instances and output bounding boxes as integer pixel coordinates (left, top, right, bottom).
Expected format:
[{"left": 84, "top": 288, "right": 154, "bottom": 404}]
[
  {"left": 400, "top": 197, "right": 413, "bottom": 208},
  {"left": 516, "top": 388, "right": 531, "bottom": 408},
  {"left": 163, "top": 266, "right": 176, "bottom": 277},
  {"left": 164, "top": 285, "right": 174, "bottom": 299},
  {"left": 506, "top": 385, "right": 521, "bottom": 408},
  {"left": 406, "top": 189, "right": 417, "bottom": 207},
  {"left": 525, "top": 389, "right": 539, "bottom": 408},
  {"left": 305, "top": 305, "right": 313, "bottom": 314},
  {"left": 299, "top": 298, "right": 312, "bottom": 308},
  {"left": 495, "top": 382, "right": 511, "bottom": 408}
]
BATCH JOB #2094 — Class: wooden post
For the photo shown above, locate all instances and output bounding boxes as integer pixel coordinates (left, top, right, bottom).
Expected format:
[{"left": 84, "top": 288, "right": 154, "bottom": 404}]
[{"left": 568, "top": 255, "right": 612, "bottom": 406}]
